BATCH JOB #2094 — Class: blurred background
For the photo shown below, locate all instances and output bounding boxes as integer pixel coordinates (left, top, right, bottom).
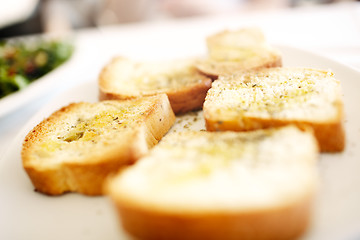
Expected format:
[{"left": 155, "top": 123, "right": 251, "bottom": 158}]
[{"left": 0, "top": 0, "right": 357, "bottom": 38}]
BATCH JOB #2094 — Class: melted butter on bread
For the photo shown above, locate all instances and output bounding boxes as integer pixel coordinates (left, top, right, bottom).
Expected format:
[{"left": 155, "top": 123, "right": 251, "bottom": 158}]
[
  {"left": 107, "top": 58, "right": 205, "bottom": 91},
  {"left": 207, "top": 68, "right": 340, "bottom": 121}
]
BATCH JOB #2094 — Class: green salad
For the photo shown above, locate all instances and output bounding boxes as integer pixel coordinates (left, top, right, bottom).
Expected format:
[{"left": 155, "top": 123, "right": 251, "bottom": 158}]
[{"left": 0, "top": 38, "right": 73, "bottom": 98}]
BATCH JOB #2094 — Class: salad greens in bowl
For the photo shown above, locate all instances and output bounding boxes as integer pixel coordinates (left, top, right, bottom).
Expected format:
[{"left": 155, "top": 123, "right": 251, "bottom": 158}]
[{"left": 0, "top": 38, "right": 73, "bottom": 99}]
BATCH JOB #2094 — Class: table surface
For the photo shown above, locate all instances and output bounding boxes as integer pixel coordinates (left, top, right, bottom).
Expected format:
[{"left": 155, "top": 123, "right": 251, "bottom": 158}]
[{"left": 1, "top": 1, "right": 359, "bottom": 176}]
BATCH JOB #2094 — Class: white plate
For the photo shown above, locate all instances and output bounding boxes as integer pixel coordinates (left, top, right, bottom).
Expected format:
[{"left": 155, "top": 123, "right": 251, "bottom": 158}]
[
  {"left": 0, "top": 45, "right": 360, "bottom": 240},
  {"left": 0, "top": 41, "right": 76, "bottom": 119}
]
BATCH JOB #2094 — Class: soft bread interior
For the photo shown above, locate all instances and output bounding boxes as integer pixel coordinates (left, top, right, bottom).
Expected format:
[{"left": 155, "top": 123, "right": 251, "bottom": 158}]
[
  {"left": 23, "top": 94, "right": 175, "bottom": 171},
  {"left": 204, "top": 67, "right": 343, "bottom": 122},
  {"left": 107, "top": 126, "right": 318, "bottom": 213},
  {"left": 22, "top": 94, "right": 176, "bottom": 195},
  {"left": 195, "top": 28, "right": 282, "bottom": 77},
  {"left": 207, "top": 28, "right": 278, "bottom": 62},
  {"left": 99, "top": 57, "right": 208, "bottom": 96}
]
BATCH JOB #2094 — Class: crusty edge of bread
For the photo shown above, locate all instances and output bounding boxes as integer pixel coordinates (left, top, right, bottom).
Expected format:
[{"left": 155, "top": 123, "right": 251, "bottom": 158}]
[
  {"left": 141, "top": 94, "right": 176, "bottom": 145},
  {"left": 23, "top": 138, "right": 140, "bottom": 196},
  {"left": 204, "top": 102, "right": 345, "bottom": 152},
  {"left": 195, "top": 51, "right": 282, "bottom": 80},
  {"left": 99, "top": 80, "right": 212, "bottom": 114},
  {"left": 21, "top": 103, "right": 139, "bottom": 195},
  {"left": 108, "top": 191, "right": 314, "bottom": 240},
  {"left": 98, "top": 57, "right": 212, "bottom": 114},
  {"left": 22, "top": 95, "right": 176, "bottom": 195},
  {"left": 105, "top": 126, "right": 318, "bottom": 240}
]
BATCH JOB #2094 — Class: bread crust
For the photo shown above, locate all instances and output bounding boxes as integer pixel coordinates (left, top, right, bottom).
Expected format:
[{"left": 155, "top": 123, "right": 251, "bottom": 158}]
[
  {"left": 195, "top": 28, "right": 283, "bottom": 79},
  {"left": 111, "top": 192, "right": 313, "bottom": 240},
  {"left": 203, "top": 68, "right": 345, "bottom": 152},
  {"left": 106, "top": 128, "right": 318, "bottom": 240},
  {"left": 98, "top": 57, "right": 212, "bottom": 114},
  {"left": 22, "top": 95, "right": 175, "bottom": 195},
  {"left": 205, "top": 115, "right": 344, "bottom": 152},
  {"left": 195, "top": 54, "right": 282, "bottom": 80},
  {"left": 24, "top": 153, "right": 134, "bottom": 196},
  {"left": 99, "top": 80, "right": 212, "bottom": 114}
]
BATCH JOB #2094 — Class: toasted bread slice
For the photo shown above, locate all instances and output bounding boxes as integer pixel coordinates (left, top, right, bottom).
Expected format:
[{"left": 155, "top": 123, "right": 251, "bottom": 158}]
[
  {"left": 98, "top": 57, "right": 212, "bottom": 114},
  {"left": 106, "top": 126, "right": 319, "bottom": 240},
  {"left": 204, "top": 67, "right": 345, "bottom": 152},
  {"left": 22, "top": 94, "right": 175, "bottom": 196},
  {"left": 195, "top": 28, "right": 282, "bottom": 79}
]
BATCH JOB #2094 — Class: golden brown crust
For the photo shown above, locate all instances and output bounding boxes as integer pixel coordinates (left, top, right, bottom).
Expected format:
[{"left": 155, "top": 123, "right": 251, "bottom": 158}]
[
  {"left": 105, "top": 128, "right": 318, "bottom": 240},
  {"left": 195, "top": 27, "right": 283, "bottom": 79},
  {"left": 203, "top": 67, "right": 345, "bottom": 152},
  {"left": 111, "top": 194, "right": 313, "bottom": 240},
  {"left": 98, "top": 57, "right": 212, "bottom": 114},
  {"left": 22, "top": 95, "right": 175, "bottom": 195},
  {"left": 195, "top": 54, "right": 282, "bottom": 80},
  {"left": 166, "top": 80, "right": 212, "bottom": 113},
  {"left": 99, "top": 79, "right": 212, "bottom": 114},
  {"left": 22, "top": 124, "right": 142, "bottom": 196},
  {"left": 24, "top": 156, "right": 133, "bottom": 196},
  {"left": 142, "top": 94, "right": 177, "bottom": 145},
  {"left": 205, "top": 105, "right": 345, "bottom": 152}
]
